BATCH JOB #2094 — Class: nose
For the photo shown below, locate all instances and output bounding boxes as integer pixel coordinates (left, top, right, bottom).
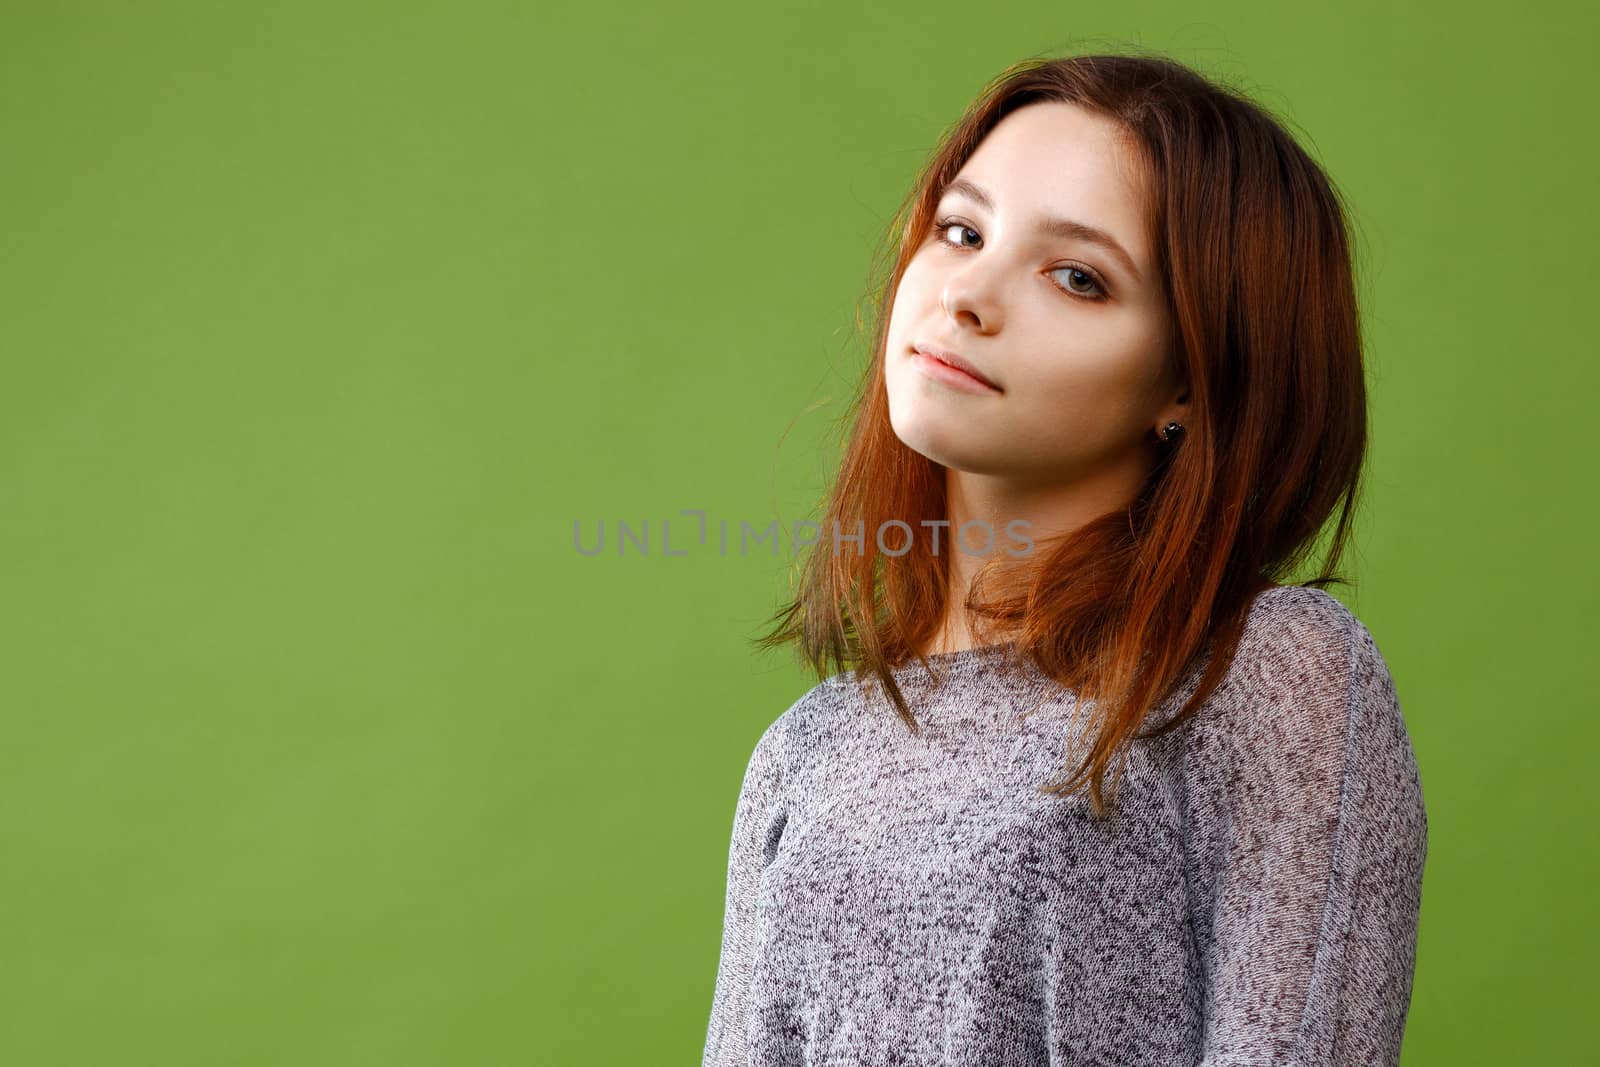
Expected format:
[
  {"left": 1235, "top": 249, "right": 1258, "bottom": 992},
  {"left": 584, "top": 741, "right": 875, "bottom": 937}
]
[{"left": 939, "top": 258, "right": 1006, "bottom": 333}]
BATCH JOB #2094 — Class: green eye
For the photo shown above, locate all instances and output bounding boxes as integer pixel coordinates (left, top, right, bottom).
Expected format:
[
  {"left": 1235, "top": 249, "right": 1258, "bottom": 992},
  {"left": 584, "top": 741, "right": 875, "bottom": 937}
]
[{"left": 1051, "top": 265, "right": 1105, "bottom": 298}]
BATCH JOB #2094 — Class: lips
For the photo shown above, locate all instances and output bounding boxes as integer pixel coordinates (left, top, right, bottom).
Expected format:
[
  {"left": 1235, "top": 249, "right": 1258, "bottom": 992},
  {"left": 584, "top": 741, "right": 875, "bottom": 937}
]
[{"left": 912, "top": 343, "right": 1001, "bottom": 392}]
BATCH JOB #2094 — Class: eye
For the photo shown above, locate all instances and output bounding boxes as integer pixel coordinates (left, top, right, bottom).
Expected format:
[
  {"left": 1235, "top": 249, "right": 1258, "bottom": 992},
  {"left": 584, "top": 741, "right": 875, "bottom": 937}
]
[
  {"left": 1050, "top": 265, "right": 1106, "bottom": 299},
  {"left": 933, "top": 218, "right": 981, "bottom": 249},
  {"left": 930, "top": 216, "right": 1109, "bottom": 302}
]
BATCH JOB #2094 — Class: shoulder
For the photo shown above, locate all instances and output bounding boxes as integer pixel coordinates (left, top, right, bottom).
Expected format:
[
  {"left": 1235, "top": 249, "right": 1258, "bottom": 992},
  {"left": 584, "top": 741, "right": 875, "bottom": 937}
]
[
  {"left": 1197, "top": 584, "right": 1405, "bottom": 764},
  {"left": 1240, "top": 583, "right": 1370, "bottom": 660},
  {"left": 1232, "top": 584, "right": 1391, "bottom": 705},
  {"left": 745, "top": 676, "right": 856, "bottom": 770},
  {"left": 1180, "top": 587, "right": 1425, "bottom": 854},
  {"left": 1228, "top": 585, "right": 1427, "bottom": 859}
]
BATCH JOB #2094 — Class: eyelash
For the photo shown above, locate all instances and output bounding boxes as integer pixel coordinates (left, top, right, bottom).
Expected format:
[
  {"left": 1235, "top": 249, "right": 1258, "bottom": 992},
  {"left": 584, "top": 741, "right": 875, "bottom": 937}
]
[{"left": 929, "top": 216, "right": 1110, "bottom": 301}]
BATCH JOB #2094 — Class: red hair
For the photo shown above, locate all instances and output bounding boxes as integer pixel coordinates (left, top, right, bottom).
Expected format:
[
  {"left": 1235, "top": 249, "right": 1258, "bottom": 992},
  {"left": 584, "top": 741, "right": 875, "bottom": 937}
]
[{"left": 756, "top": 48, "right": 1372, "bottom": 819}]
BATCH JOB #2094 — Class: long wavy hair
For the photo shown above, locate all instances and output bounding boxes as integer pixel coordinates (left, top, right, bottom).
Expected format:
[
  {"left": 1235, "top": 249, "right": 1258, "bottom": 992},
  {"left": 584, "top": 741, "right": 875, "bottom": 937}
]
[{"left": 756, "top": 48, "right": 1372, "bottom": 820}]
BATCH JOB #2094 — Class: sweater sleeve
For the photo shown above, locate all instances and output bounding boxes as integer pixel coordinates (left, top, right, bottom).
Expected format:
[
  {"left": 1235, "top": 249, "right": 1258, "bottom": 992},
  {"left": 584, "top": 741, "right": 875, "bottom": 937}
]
[
  {"left": 702, "top": 712, "right": 790, "bottom": 1067},
  {"left": 1193, "top": 608, "right": 1429, "bottom": 1067}
]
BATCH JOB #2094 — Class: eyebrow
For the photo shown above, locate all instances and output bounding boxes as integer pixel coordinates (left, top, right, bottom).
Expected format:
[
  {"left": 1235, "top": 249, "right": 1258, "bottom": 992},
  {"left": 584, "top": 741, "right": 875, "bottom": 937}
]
[{"left": 942, "top": 178, "right": 1144, "bottom": 284}]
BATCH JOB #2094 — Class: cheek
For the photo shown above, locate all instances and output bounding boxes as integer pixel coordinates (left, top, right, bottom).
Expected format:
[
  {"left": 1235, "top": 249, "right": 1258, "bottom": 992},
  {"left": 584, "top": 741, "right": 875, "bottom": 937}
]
[
  {"left": 1014, "top": 334, "right": 1166, "bottom": 436},
  {"left": 890, "top": 258, "right": 940, "bottom": 321},
  {"left": 884, "top": 268, "right": 935, "bottom": 377}
]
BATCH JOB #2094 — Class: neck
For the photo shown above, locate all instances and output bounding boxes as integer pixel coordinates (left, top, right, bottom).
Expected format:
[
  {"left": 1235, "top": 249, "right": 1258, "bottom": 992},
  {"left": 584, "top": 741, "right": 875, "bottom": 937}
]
[{"left": 929, "top": 457, "right": 1149, "bottom": 655}]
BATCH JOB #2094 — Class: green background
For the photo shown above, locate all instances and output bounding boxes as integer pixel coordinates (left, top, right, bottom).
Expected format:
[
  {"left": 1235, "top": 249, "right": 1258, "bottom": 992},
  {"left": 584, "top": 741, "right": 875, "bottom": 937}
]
[{"left": 1, "top": 2, "right": 1592, "bottom": 1063}]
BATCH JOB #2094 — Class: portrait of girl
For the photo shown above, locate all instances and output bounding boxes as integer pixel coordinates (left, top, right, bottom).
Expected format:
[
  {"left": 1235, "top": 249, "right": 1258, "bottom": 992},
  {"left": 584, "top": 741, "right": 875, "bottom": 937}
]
[{"left": 703, "top": 49, "right": 1428, "bottom": 1067}]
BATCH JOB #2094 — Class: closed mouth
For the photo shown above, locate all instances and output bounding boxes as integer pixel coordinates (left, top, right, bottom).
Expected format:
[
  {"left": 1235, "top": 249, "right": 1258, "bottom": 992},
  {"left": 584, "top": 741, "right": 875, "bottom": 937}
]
[{"left": 912, "top": 343, "right": 1001, "bottom": 392}]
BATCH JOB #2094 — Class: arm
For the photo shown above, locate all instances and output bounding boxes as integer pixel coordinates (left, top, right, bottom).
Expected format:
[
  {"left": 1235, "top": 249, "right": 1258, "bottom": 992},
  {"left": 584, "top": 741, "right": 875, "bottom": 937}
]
[
  {"left": 1194, "top": 611, "right": 1429, "bottom": 1066},
  {"left": 702, "top": 713, "right": 789, "bottom": 1067}
]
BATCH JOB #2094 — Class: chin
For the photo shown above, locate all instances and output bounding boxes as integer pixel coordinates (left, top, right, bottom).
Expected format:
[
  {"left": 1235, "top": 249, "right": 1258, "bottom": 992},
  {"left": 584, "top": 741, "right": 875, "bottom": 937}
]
[
  {"left": 887, "top": 415, "right": 974, "bottom": 470},
  {"left": 886, "top": 401, "right": 933, "bottom": 452}
]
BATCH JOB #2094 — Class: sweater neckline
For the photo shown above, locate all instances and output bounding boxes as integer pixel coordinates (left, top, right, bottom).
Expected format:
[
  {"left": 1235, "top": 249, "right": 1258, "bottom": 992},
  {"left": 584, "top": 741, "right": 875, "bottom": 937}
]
[
  {"left": 895, "top": 640, "right": 1020, "bottom": 671},
  {"left": 825, "top": 639, "right": 1027, "bottom": 688}
]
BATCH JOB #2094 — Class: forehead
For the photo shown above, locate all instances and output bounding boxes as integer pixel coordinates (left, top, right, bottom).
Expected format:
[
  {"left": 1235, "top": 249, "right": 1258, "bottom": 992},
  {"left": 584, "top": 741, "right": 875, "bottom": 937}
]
[{"left": 947, "top": 102, "right": 1150, "bottom": 256}]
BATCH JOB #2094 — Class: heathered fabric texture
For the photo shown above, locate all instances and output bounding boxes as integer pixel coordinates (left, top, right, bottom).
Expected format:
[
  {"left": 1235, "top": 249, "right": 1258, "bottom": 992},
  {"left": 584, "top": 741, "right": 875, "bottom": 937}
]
[{"left": 702, "top": 584, "right": 1428, "bottom": 1067}]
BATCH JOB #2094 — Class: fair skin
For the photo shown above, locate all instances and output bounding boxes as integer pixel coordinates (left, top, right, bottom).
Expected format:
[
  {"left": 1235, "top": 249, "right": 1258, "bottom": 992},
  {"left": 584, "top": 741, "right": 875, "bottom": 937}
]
[{"left": 882, "top": 101, "right": 1190, "bottom": 654}]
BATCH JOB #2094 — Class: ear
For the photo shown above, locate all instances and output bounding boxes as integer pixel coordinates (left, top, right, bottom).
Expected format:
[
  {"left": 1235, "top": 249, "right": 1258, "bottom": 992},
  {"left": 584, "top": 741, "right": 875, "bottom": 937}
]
[
  {"left": 1155, "top": 344, "right": 1190, "bottom": 426},
  {"left": 1161, "top": 379, "right": 1191, "bottom": 425},
  {"left": 1160, "top": 346, "right": 1190, "bottom": 409}
]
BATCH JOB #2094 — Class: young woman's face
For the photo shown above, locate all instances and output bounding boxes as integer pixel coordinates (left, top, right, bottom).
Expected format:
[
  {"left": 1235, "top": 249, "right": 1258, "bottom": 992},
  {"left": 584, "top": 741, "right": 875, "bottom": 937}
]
[{"left": 884, "top": 101, "right": 1184, "bottom": 489}]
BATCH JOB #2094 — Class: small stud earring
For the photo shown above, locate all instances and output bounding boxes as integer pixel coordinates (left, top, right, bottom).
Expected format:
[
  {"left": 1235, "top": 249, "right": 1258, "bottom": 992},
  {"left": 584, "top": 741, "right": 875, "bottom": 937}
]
[{"left": 1158, "top": 421, "right": 1185, "bottom": 444}]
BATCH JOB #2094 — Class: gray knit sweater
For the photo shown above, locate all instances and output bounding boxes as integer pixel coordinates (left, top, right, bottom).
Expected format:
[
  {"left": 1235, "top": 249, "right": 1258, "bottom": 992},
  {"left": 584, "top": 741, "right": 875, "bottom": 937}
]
[{"left": 701, "top": 584, "right": 1428, "bottom": 1066}]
